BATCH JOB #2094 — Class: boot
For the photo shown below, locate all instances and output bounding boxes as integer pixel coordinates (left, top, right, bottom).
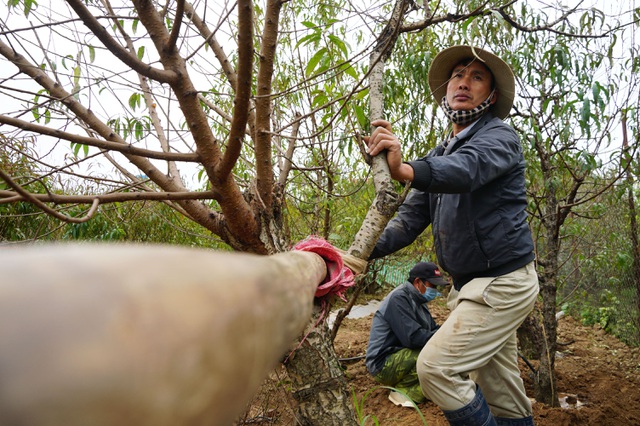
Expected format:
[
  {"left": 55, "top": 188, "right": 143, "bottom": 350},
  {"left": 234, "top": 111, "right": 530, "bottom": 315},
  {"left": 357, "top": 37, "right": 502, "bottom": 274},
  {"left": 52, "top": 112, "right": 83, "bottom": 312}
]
[
  {"left": 442, "top": 386, "right": 497, "bottom": 426},
  {"left": 495, "top": 416, "right": 534, "bottom": 425}
]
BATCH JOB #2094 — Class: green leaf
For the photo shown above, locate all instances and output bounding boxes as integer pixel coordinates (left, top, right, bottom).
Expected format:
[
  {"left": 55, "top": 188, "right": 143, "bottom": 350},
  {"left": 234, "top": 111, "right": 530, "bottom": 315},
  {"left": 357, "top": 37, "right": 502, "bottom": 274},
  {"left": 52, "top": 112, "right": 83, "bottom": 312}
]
[
  {"left": 134, "top": 120, "right": 144, "bottom": 140},
  {"left": 340, "top": 63, "right": 357, "bottom": 79},
  {"left": 24, "top": 0, "right": 36, "bottom": 17},
  {"left": 311, "top": 91, "right": 328, "bottom": 107},
  {"left": 72, "top": 142, "right": 81, "bottom": 157},
  {"left": 137, "top": 46, "right": 145, "bottom": 60},
  {"left": 62, "top": 54, "right": 74, "bottom": 70},
  {"left": 328, "top": 34, "right": 348, "bottom": 58},
  {"left": 355, "top": 88, "right": 369, "bottom": 100},
  {"left": 88, "top": 45, "right": 95, "bottom": 63},
  {"left": 354, "top": 104, "right": 366, "bottom": 129},
  {"left": 592, "top": 82, "right": 600, "bottom": 101},
  {"left": 305, "top": 47, "right": 327, "bottom": 77},
  {"left": 128, "top": 93, "right": 138, "bottom": 110},
  {"left": 580, "top": 98, "right": 591, "bottom": 124},
  {"left": 295, "top": 32, "right": 321, "bottom": 49},
  {"left": 73, "top": 65, "right": 81, "bottom": 85}
]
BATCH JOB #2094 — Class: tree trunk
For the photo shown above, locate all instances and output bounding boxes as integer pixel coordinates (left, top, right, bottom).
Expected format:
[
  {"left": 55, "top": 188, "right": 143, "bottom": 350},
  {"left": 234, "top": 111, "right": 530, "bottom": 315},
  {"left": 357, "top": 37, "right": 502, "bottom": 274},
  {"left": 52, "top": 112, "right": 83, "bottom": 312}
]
[
  {"left": 285, "top": 306, "right": 358, "bottom": 425},
  {"left": 622, "top": 114, "right": 640, "bottom": 334},
  {"left": 534, "top": 264, "right": 560, "bottom": 406},
  {"left": 0, "top": 243, "right": 327, "bottom": 425},
  {"left": 517, "top": 303, "right": 545, "bottom": 360}
]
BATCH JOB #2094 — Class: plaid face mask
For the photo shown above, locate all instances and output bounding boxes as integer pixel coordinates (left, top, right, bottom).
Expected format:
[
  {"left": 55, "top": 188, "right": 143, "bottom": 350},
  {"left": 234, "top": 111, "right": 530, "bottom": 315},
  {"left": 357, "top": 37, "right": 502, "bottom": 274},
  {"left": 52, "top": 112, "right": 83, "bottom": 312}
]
[{"left": 441, "top": 90, "right": 495, "bottom": 125}]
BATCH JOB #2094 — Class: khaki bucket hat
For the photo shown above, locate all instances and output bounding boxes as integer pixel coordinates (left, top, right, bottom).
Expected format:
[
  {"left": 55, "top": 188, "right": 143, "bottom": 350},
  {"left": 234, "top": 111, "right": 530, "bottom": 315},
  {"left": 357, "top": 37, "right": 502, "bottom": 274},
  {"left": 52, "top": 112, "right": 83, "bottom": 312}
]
[{"left": 428, "top": 45, "right": 515, "bottom": 119}]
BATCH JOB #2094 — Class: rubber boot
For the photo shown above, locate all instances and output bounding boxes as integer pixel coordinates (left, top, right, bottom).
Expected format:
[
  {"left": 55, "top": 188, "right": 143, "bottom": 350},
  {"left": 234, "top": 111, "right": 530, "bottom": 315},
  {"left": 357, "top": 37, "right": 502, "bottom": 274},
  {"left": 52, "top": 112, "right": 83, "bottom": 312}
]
[
  {"left": 495, "top": 416, "right": 535, "bottom": 425},
  {"left": 442, "top": 386, "right": 497, "bottom": 426}
]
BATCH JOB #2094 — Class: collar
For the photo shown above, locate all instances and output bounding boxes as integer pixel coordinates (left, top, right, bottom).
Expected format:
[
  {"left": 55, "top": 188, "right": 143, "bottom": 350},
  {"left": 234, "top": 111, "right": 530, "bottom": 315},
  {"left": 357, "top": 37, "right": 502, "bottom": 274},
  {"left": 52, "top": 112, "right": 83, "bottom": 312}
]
[
  {"left": 403, "top": 281, "right": 429, "bottom": 305},
  {"left": 442, "top": 113, "right": 495, "bottom": 155}
]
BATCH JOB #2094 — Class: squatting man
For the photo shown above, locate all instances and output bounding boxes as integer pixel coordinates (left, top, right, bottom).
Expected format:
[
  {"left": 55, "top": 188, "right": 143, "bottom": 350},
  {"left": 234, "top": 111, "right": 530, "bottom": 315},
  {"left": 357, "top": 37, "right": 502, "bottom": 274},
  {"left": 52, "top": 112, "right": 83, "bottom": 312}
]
[{"left": 365, "top": 261, "right": 447, "bottom": 407}]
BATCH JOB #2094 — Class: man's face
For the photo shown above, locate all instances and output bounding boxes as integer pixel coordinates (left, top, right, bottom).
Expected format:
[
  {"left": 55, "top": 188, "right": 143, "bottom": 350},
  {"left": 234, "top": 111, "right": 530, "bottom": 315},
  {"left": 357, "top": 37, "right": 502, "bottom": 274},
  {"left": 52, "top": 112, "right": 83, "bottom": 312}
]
[{"left": 445, "top": 60, "right": 496, "bottom": 111}]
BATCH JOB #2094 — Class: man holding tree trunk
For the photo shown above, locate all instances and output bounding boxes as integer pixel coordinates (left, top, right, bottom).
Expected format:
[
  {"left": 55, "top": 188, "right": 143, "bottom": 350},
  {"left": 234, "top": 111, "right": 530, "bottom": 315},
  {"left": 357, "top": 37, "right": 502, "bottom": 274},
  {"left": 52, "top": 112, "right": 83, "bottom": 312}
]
[{"left": 365, "top": 45, "right": 539, "bottom": 426}]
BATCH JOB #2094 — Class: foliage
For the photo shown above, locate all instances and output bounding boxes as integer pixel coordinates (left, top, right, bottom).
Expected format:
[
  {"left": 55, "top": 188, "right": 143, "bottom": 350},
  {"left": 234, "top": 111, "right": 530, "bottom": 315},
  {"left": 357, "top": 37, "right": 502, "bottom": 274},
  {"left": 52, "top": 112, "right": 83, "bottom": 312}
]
[
  {"left": 565, "top": 289, "right": 639, "bottom": 347},
  {"left": 559, "top": 180, "right": 640, "bottom": 346}
]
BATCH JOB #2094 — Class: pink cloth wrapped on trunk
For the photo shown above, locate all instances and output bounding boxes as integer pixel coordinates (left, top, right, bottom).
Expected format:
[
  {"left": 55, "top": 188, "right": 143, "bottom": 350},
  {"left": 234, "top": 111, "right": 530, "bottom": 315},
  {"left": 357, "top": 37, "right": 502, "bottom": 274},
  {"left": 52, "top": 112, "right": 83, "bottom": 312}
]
[{"left": 293, "top": 237, "right": 355, "bottom": 301}]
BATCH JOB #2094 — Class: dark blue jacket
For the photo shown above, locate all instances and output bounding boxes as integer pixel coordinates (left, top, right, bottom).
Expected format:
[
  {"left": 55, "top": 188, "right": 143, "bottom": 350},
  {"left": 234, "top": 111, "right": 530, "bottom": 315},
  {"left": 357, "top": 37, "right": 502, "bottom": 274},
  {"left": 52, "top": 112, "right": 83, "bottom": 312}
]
[
  {"left": 371, "top": 113, "right": 535, "bottom": 290},
  {"left": 366, "top": 282, "right": 439, "bottom": 376}
]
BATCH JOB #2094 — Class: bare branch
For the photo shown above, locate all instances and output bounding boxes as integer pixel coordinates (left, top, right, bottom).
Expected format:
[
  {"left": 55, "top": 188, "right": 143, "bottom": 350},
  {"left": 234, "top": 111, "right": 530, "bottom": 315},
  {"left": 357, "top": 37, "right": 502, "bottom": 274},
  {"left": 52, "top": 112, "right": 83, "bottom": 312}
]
[
  {"left": 65, "top": 0, "right": 179, "bottom": 83},
  {"left": 183, "top": 0, "right": 258, "bottom": 142},
  {"left": 217, "top": 0, "right": 253, "bottom": 179},
  {"left": 100, "top": 0, "right": 185, "bottom": 182},
  {"left": 0, "top": 188, "right": 217, "bottom": 204},
  {"left": 167, "top": 0, "right": 186, "bottom": 53},
  {"left": 398, "top": 0, "right": 613, "bottom": 40},
  {"left": 0, "top": 168, "right": 100, "bottom": 223},
  {"left": 278, "top": 112, "right": 301, "bottom": 187},
  {"left": 493, "top": 3, "right": 612, "bottom": 39},
  {"left": 0, "top": 115, "right": 199, "bottom": 162},
  {"left": 253, "top": 0, "right": 285, "bottom": 211}
]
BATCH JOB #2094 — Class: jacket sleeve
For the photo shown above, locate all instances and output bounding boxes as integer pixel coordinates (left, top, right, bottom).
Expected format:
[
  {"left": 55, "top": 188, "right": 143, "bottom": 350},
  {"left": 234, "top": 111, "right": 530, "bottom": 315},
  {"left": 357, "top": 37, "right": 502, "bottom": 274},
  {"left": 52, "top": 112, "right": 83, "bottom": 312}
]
[
  {"left": 409, "top": 121, "right": 522, "bottom": 193},
  {"left": 384, "top": 294, "right": 437, "bottom": 349},
  {"left": 369, "top": 188, "right": 432, "bottom": 259}
]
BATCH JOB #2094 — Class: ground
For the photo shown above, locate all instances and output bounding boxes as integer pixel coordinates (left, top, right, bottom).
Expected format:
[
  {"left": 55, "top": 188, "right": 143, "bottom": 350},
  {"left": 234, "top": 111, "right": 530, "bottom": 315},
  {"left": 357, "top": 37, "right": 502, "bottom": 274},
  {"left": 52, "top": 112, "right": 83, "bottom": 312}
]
[{"left": 236, "top": 300, "right": 640, "bottom": 425}]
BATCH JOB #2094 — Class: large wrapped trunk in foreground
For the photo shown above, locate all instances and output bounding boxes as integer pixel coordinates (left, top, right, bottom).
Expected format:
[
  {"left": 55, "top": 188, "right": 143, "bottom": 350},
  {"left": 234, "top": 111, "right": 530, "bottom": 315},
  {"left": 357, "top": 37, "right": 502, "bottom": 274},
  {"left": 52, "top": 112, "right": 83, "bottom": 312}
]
[{"left": 0, "top": 243, "right": 326, "bottom": 425}]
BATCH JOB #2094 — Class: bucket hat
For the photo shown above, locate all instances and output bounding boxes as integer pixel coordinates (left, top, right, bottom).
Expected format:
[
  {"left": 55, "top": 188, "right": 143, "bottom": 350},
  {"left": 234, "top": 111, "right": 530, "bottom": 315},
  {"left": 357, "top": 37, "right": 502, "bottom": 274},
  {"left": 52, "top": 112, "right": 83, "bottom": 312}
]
[{"left": 428, "top": 45, "right": 515, "bottom": 119}]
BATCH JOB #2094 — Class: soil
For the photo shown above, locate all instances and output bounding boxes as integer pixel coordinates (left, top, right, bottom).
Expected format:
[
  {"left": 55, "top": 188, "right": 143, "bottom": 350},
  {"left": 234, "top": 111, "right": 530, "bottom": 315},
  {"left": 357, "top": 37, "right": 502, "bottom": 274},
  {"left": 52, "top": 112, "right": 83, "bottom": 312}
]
[{"left": 237, "top": 300, "right": 640, "bottom": 425}]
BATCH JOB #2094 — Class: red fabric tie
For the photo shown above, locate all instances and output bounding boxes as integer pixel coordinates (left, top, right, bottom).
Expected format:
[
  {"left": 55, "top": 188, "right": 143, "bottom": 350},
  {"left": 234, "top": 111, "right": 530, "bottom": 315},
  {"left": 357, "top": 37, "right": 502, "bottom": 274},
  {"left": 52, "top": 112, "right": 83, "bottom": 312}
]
[{"left": 293, "top": 236, "right": 355, "bottom": 301}]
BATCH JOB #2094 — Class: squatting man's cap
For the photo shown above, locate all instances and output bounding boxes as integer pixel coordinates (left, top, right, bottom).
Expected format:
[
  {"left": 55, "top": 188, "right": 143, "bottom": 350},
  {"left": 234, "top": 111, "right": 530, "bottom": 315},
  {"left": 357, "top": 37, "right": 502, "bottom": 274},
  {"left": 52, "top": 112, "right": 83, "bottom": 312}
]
[
  {"left": 428, "top": 45, "right": 516, "bottom": 120},
  {"left": 409, "top": 262, "right": 448, "bottom": 286}
]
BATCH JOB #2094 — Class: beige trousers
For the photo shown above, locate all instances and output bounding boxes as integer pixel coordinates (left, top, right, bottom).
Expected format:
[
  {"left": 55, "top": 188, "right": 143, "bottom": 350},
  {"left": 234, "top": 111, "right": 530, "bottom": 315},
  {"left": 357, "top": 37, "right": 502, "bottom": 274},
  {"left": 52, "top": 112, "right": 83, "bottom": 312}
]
[{"left": 417, "top": 261, "right": 539, "bottom": 418}]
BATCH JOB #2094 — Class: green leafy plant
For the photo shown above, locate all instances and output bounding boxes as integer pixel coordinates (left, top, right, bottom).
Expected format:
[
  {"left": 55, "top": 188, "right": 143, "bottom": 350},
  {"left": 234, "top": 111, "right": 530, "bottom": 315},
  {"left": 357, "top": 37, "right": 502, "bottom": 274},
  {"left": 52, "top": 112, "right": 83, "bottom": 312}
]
[
  {"left": 352, "top": 385, "right": 429, "bottom": 426},
  {"left": 352, "top": 387, "right": 380, "bottom": 426}
]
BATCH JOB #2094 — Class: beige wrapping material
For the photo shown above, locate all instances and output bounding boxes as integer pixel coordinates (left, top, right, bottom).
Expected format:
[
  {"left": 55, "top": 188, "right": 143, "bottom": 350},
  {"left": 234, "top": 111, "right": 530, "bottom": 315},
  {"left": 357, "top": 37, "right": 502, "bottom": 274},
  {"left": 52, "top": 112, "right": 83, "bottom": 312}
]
[
  {"left": 0, "top": 243, "right": 326, "bottom": 426},
  {"left": 335, "top": 248, "right": 369, "bottom": 275}
]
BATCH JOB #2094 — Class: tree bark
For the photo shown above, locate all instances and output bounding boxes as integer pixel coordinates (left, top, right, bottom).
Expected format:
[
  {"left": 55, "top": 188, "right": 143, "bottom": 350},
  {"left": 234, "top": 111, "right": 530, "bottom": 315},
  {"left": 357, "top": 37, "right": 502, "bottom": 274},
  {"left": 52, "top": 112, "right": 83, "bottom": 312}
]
[
  {"left": 517, "top": 303, "right": 545, "bottom": 360},
  {"left": 286, "top": 306, "right": 358, "bottom": 425},
  {"left": 535, "top": 271, "right": 559, "bottom": 406},
  {"left": 621, "top": 113, "right": 640, "bottom": 332}
]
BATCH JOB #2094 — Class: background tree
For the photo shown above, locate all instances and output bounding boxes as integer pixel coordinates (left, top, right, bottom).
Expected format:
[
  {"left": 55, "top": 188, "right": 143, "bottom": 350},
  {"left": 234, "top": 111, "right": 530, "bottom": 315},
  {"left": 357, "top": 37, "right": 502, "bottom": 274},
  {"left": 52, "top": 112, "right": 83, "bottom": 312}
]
[{"left": 506, "top": 4, "right": 640, "bottom": 405}]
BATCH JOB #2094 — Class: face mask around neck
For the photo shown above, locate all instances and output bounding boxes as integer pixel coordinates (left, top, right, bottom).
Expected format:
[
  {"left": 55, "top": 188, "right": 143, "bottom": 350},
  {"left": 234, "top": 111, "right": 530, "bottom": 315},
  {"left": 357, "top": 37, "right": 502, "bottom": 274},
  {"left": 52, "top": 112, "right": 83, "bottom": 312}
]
[{"left": 441, "top": 89, "right": 495, "bottom": 125}]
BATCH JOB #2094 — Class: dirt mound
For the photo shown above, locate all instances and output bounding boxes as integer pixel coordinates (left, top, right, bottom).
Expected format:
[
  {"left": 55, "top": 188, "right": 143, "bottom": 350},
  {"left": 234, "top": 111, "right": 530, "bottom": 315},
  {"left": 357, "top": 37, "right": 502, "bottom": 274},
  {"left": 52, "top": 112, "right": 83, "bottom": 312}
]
[{"left": 238, "top": 301, "right": 640, "bottom": 425}]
